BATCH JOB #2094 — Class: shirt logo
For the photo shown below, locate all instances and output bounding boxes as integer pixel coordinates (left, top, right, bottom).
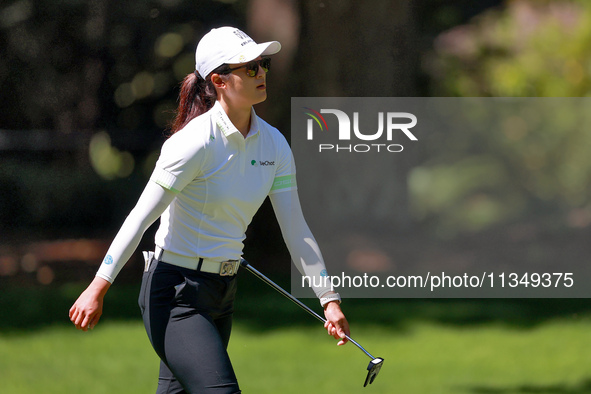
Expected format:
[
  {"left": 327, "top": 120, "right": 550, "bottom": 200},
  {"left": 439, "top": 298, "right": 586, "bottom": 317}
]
[{"left": 251, "top": 159, "right": 275, "bottom": 167}]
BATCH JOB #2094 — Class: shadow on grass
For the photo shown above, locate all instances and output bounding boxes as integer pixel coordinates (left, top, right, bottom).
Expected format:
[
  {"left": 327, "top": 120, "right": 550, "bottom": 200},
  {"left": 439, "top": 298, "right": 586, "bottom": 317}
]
[
  {"left": 2, "top": 270, "right": 591, "bottom": 333},
  {"left": 0, "top": 282, "right": 144, "bottom": 333},
  {"left": 233, "top": 271, "right": 591, "bottom": 333},
  {"left": 464, "top": 378, "right": 591, "bottom": 393}
]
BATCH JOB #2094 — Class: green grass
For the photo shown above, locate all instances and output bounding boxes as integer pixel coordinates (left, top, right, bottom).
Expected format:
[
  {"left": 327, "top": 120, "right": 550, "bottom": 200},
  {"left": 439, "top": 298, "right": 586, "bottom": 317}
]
[
  {"left": 3, "top": 280, "right": 591, "bottom": 393},
  {"left": 2, "top": 318, "right": 591, "bottom": 393},
  {"left": 217, "top": 319, "right": 591, "bottom": 393},
  {"left": 0, "top": 322, "right": 156, "bottom": 393}
]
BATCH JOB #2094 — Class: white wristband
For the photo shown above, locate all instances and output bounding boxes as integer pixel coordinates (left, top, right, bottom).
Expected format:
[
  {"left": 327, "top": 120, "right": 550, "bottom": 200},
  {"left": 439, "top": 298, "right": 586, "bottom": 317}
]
[{"left": 320, "top": 292, "right": 341, "bottom": 307}]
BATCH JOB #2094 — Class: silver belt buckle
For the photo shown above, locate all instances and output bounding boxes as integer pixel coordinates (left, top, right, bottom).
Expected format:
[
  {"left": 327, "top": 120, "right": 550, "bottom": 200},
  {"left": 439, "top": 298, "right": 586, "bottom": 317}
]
[
  {"left": 220, "top": 260, "right": 238, "bottom": 276},
  {"left": 142, "top": 251, "right": 155, "bottom": 272}
]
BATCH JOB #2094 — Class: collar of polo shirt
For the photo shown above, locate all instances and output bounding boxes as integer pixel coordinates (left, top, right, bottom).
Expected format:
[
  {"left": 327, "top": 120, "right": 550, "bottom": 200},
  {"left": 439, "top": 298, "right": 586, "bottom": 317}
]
[{"left": 212, "top": 101, "right": 260, "bottom": 139}]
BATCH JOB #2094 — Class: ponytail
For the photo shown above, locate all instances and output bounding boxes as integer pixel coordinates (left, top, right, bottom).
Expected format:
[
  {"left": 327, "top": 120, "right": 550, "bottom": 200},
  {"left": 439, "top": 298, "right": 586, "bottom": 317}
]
[{"left": 168, "top": 71, "right": 220, "bottom": 135}]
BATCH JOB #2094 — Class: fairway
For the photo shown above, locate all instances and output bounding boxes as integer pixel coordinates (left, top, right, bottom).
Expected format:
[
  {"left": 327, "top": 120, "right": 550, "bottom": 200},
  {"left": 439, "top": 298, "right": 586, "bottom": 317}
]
[{"left": 2, "top": 316, "right": 591, "bottom": 393}]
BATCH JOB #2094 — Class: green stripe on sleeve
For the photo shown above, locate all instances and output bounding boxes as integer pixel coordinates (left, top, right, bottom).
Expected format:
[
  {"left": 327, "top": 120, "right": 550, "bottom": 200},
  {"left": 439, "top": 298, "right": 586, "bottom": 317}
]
[
  {"left": 154, "top": 179, "right": 180, "bottom": 194},
  {"left": 150, "top": 168, "right": 181, "bottom": 193},
  {"left": 271, "top": 174, "right": 296, "bottom": 191}
]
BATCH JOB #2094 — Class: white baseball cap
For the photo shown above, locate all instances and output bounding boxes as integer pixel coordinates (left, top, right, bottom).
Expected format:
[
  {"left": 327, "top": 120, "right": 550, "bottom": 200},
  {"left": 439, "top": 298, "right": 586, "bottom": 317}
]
[{"left": 195, "top": 26, "right": 281, "bottom": 78}]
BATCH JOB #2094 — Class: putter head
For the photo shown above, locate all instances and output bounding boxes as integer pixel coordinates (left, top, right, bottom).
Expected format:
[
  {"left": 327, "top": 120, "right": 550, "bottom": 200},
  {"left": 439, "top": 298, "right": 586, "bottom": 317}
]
[{"left": 363, "top": 357, "right": 384, "bottom": 387}]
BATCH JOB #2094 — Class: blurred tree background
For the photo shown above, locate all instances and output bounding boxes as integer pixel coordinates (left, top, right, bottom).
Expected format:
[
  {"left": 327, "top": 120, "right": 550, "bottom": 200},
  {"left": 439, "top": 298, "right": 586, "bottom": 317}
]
[
  {"left": 417, "top": 0, "right": 591, "bottom": 236},
  {"left": 1, "top": 0, "right": 591, "bottom": 289}
]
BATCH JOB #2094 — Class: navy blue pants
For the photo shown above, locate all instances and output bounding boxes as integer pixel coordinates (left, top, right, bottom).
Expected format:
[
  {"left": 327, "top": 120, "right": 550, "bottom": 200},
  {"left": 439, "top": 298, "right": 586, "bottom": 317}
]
[{"left": 139, "top": 259, "right": 241, "bottom": 393}]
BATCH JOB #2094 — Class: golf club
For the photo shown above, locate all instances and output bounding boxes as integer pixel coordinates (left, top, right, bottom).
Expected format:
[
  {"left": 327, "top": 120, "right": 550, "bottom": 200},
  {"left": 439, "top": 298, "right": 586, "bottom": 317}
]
[{"left": 240, "top": 259, "right": 384, "bottom": 387}]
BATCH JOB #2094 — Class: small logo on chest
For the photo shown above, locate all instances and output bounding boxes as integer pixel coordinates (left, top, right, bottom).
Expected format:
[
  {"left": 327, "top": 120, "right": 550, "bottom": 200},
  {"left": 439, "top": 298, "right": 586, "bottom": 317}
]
[{"left": 251, "top": 159, "right": 275, "bottom": 167}]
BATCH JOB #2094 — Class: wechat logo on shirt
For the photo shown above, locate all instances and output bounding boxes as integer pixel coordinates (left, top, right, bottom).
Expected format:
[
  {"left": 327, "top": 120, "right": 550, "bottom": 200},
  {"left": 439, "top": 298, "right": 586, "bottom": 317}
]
[{"left": 251, "top": 160, "right": 259, "bottom": 167}]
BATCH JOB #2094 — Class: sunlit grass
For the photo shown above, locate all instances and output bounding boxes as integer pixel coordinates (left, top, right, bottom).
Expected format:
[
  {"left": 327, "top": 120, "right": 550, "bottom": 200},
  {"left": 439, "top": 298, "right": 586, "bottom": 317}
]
[
  {"left": 0, "top": 322, "right": 158, "bottom": 394},
  {"left": 2, "top": 317, "right": 591, "bottom": 393}
]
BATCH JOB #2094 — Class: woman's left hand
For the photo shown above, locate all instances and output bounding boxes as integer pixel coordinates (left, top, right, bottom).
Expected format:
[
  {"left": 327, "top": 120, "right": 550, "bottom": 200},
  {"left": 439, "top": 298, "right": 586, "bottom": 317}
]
[{"left": 323, "top": 301, "right": 350, "bottom": 346}]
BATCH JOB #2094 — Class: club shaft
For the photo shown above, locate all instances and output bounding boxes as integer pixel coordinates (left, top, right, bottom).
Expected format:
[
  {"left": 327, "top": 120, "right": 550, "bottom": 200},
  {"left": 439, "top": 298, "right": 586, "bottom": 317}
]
[{"left": 241, "top": 260, "right": 375, "bottom": 360}]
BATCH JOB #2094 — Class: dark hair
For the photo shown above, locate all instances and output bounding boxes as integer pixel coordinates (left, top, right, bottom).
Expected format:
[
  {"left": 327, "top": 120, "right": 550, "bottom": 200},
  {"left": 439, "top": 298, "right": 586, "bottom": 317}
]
[{"left": 167, "top": 68, "right": 228, "bottom": 136}]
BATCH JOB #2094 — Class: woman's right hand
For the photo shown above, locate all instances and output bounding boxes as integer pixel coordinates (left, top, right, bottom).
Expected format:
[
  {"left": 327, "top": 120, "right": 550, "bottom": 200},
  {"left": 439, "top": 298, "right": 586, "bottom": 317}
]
[{"left": 69, "top": 277, "right": 111, "bottom": 331}]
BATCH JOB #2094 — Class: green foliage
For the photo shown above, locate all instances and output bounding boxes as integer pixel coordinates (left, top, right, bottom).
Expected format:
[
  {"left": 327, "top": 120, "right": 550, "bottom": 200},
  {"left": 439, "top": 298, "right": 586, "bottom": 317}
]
[
  {"left": 428, "top": 0, "right": 591, "bottom": 97},
  {"left": 0, "top": 156, "right": 148, "bottom": 236},
  {"left": 416, "top": 1, "right": 591, "bottom": 235},
  {"left": 0, "top": 1, "right": 244, "bottom": 131}
]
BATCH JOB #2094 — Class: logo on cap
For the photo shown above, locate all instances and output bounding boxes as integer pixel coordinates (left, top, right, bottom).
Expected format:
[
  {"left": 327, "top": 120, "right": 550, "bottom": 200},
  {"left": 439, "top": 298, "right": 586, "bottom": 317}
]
[
  {"left": 233, "top": 29, "right": 254, "bottom": 47},
  {"left": 233, "top": 29, "right": 250, "bottom": 40}
]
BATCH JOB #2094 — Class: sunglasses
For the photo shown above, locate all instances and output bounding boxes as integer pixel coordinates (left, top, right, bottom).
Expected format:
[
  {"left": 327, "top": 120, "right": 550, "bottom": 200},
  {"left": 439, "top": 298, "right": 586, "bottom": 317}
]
[{"left": 220, "top": 57, "right": 271, "bottom": 77}]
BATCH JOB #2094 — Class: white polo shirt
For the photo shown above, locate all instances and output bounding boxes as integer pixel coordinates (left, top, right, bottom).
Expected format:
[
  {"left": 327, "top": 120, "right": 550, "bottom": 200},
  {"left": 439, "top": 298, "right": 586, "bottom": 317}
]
[{"left": 150, "top": 101, "right": 296, "bottom": 261}]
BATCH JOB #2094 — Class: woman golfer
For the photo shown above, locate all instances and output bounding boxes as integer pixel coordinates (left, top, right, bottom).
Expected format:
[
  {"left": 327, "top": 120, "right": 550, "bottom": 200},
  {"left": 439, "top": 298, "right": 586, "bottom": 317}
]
[{"left": 69, "top": 26, "right": 349, "bottom": 393}]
